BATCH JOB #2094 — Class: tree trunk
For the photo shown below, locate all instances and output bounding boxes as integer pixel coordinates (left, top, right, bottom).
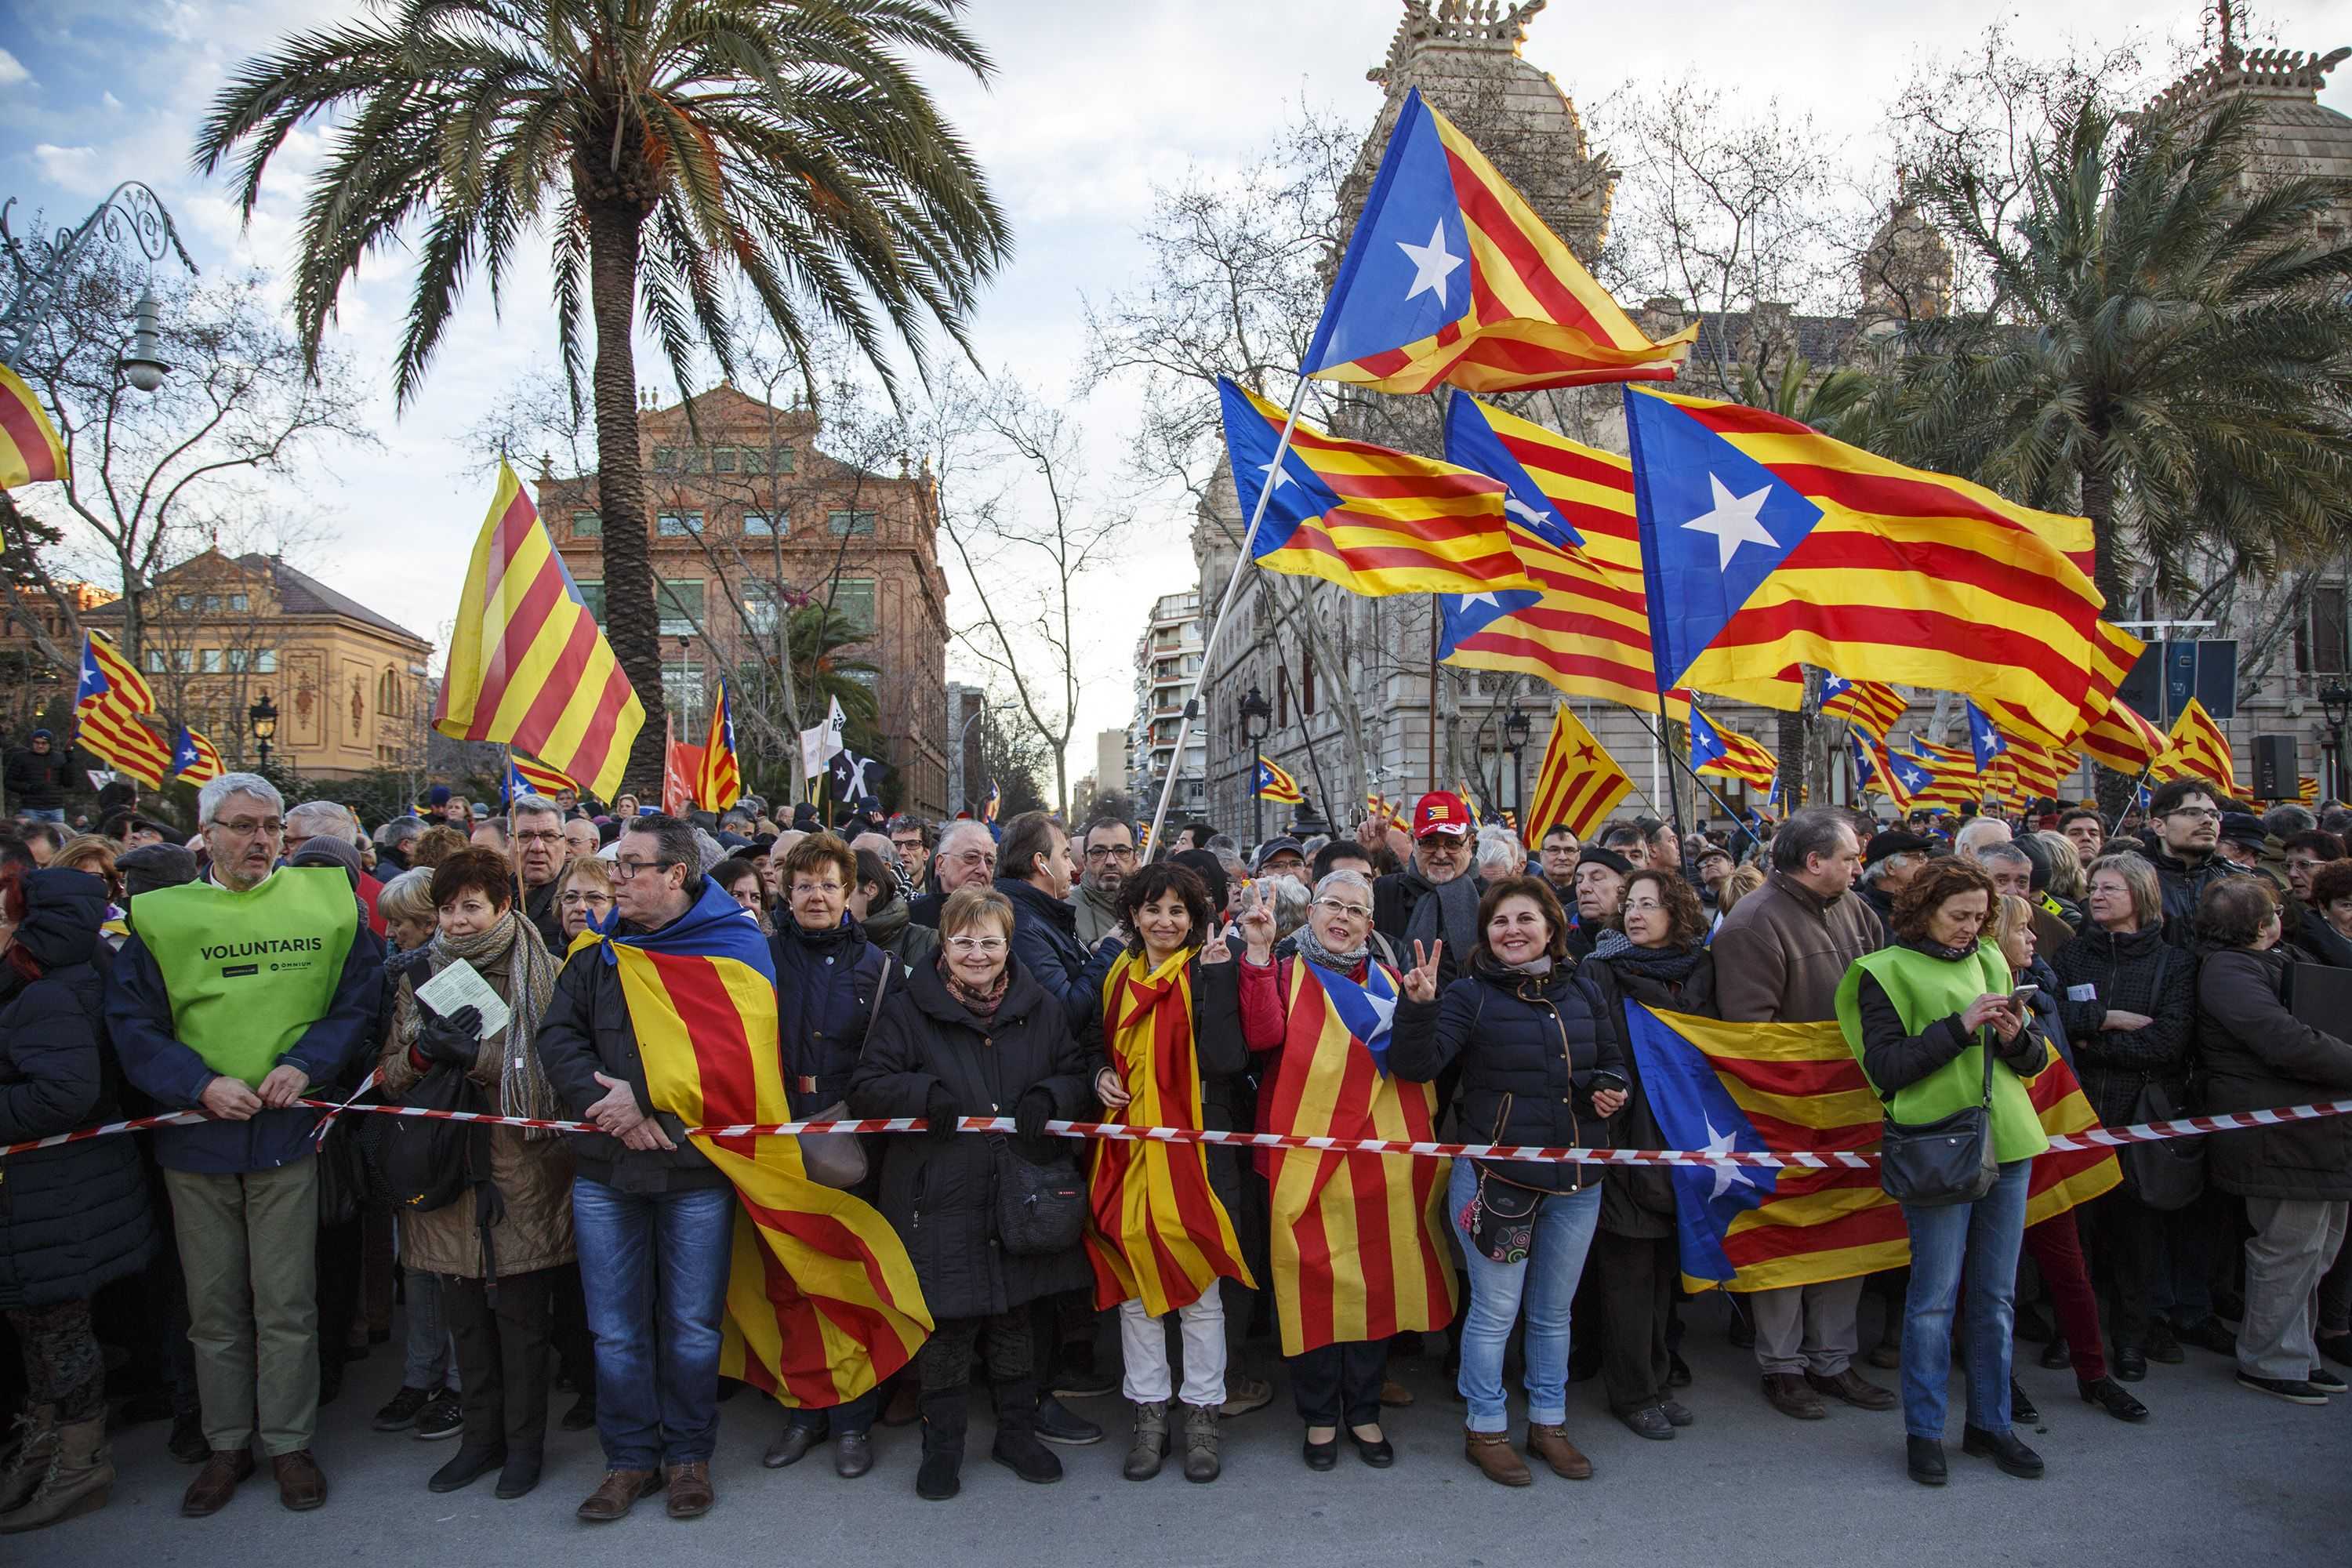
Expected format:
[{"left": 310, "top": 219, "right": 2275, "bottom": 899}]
[{"left": 580, "top": 187, "right": 667, "bottom": 793}]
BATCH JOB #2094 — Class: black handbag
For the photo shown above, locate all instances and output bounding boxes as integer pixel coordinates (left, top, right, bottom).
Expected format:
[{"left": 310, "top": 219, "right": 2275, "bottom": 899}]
[
  {"left": 1877, "top": 1025, "right": 1998, "bottom": 1208},
  {"left": 381, "top": 1062, "right": 494, "bottom": 1214},
  {"left": 989, "top": 1136, "right": 1087, "bottom": 1257},
  {"left": 2122, "top": 1073, "right": 2207, "bottom": 1210}
]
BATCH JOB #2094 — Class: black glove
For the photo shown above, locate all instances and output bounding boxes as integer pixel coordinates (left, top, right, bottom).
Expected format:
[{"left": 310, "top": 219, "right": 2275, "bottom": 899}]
[
  {"left": 415, "top": 1004, "right": 484, "bottom": 1068},
  {"left": 924, "top": 1083, "right": 962, "bottom": 1143},
  {"left": 1014, "top": 1086, "right": 1056, "bottom": 1141}
]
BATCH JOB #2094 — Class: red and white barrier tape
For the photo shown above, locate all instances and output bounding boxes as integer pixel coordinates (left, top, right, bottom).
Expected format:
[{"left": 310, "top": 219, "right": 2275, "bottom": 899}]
[{"left": 7, "top": 1094, "right": 2350, "bottom": 1167}]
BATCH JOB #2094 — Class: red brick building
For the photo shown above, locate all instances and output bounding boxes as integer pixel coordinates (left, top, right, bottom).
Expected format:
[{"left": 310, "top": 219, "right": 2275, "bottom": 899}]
[{"left": 539, "top": 384, "right": 950, "bottom": 815}]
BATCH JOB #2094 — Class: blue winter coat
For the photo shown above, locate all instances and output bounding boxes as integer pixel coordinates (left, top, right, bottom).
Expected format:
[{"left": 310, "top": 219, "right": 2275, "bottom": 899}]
[
  {"left": 998, "top": 877, "right": 1093, "bottom": 1022},
  {"left": 770, "top": 913, "right": 893, "bottom": 1116}
]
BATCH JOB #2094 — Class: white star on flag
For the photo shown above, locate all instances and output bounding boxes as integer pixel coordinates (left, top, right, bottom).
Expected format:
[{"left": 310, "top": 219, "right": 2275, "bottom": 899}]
[
  {"left": 1259, "top": 456, "right": 1298, "bottom": 492},
  {"left": 1359, "top": 983, "right": 1398, "bottom": 1044},
  {"left": 1501, "top": 495, "right": 1548, "bottom": 529},
  {"left": 1681, "top": 474, "right": 1778, "bottom": 571},
  {"left": 1458, "top": 591, "right": 1501, "bottom": 610},
  {"left": 1702, "top": 1119, "right": 1752, "bottom": 1200},
  {"left": 1396, "top": 219, "right": 1463, "bottom": 304}
]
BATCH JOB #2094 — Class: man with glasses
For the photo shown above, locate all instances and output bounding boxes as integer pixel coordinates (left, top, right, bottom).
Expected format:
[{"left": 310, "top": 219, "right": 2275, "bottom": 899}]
[
  {"left": 1070, "top": 816, "right": 1137, "bottom": 946},
  {"left": 887, "top": 814, "right": 932, "bottom": 891},
  {"left": 1537, "top": 823, "right": 1581, "bottom": 905},
  {"left": 759, "top": 833, "right": 895, "bottom": 1477},
  {"left": 1372, "top": 792, "right": 1484, "bottom": 993},
  {"left": 110, "top": 771, "right": 384, "bottom": 1517},
  {"left": 285, "top": 800, "right": 386, "bottom": 938},
  {"left": 909, "top": 819, "right": 998, "bottom": 927},
  {"left": 508, "top": 793, "right": 572, "bottom": 949},
  {"left": 534, "top": 814, "right": 738, "bottom": 1523},
  {"left": 2145, "top": 779, "right": 2245, "bottom": 947}
]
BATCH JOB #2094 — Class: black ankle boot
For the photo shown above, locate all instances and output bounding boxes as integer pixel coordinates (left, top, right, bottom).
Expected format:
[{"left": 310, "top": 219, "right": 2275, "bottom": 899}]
[
  {"left": 916, "top": 1389, "right": 966, "bottom": 1501},
  {"left": 989, "top": 1377, "right": 1062, "bottom": 1483}
]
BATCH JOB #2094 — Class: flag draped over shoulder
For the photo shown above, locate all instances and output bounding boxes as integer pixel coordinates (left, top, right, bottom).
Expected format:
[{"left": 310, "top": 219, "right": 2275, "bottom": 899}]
[
  {"left": 695, "top": 677, "right": 743, "bottom": 811},
  {"left": 1084, "top": 952, "right": 1254, "bottom": 1316},
  {"left": 1263, "top": 959, "right": 1454, "bottom": 1356},
  {"left": 0, "top": 363, "right": 67, "bottom": 490},
  {"left": 1303, "top": 89, "right": 1693, "bottom": 394},
  {"left": 1218, "top": 378, "right": 1529, "bottom": 597},
  {"left": 1623, "top": 1004, "right": 2113, "bottom": 1293},
  {"left": 592, "top": 880, "right": 930, "bottom": 1406},
  {"left": 1524, "top": 702, "right": 1633, "bottom": 841},
  {"left": 436, "top": 462, "right": 643, "bottom": 800}
]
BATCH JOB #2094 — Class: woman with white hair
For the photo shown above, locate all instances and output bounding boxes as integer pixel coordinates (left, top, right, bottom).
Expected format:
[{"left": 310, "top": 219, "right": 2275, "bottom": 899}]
[{"left": 1473, "top": 826, "right": 1526, "bottom": 884}]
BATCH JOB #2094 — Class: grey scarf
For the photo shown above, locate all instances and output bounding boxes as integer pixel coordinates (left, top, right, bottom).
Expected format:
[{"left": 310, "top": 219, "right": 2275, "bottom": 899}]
[
  {"left": 1293, "top": 920, "right": 1368, "bottom": 972},
  {"left": 1406, "top": 870, "right": 1483, "bottom": 966}
]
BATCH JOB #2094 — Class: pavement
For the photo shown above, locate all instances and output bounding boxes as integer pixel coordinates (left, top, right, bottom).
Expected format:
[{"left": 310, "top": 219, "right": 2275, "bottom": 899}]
[{"left": 32, "top": 1295, "right": 2350, "bottom": 1568}]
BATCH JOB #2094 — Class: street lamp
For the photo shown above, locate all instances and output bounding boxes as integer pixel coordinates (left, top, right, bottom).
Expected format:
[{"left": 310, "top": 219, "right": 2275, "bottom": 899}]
[
  {"left": 0, "top": 181, "right": 197, "bottom": 378},
  {"left": 248, "top": 690, "right": 278, "bottom": 772},
  {"left": 1239, "top": 683, "right": 1272, "bottom": 851},
  {"left": 2321, "top": 681, "right": 2352, "bottom": 802},
  {"left": 1502, "top": 702, "right": 1533, "bottom": 826}
]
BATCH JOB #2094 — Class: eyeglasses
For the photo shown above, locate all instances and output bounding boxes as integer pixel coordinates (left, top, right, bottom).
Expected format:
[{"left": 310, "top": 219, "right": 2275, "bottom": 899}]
[
  {"left": 1084, "top": 844, "right": 1137, "bottom": 862},
  {"left": 950, "top": 851, "right": 996, "bottom": 867},
  {"left": 557, "top": 891, "right": 612, "bottom": 908},
  {"left": 211, "top": 817, "right": 284, "bottom": 838},
  {"left": 946, "top": 935, "right": 1007, "bottom": 954},
  {"left": 2165, "top": 807, "right": 2221, "bottom": 822},
  {"left": 515, "top": 829, "right": 565, "bottom": 845},
  {"left": 1312, "top": 898, "right": 1373, "bottom": 920},
  {"left": 610, "top": 857, "right": 671, "bottom": 880},
  {"left": 791, "top": 880, "right": 845, "bottom": 896}
]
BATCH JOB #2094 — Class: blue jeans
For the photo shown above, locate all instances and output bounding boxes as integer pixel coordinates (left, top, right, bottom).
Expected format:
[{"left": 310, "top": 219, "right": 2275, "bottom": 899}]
[
  {"left": 1898, "top": 1158, "right": 2031, "bottom": 1440},
  {"left": 572, "top": 1177, "right": 735, "bottom": 1468},
  {"left": 1448, "top": 1159, "right": 1602, "bottom": 1432},
  {"left": 786, "top": 1387, "right": 878, "bottom": 1438}
]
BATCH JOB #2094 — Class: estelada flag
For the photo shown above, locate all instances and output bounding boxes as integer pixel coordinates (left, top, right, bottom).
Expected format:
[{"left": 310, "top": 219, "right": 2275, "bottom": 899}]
[
  {"left": 1303, "top": 88, "right": 1693, "bottom": 394},
  {"left": 1622, "top": 1004, "right": 2113, "bottom": 1294},
  {"left": 1523, "top": 702, "right": 1632, "bottom": 842},
  {"left": 1261, "top": 957, "right": 1455, "bottom": 1356},
  {"left": 0, "top": 362, "right": 67, "bottom": 489},
  {"left": 695, "top": 677, "right": 743, "bottom": 811},
  {"left": 586, "top": 878, "right": 930, "bottom": 1406},
  {"left": 1819, "top": 673, "right": 1906, "bottom": 741},
  {"left": 169, "top": 724, "right": 224, "bottom": 786},
  {"left": 509, "top": 753, "right": 576, "bottom": 799},
  {"left": 1085, "top": 951, "right": 1254, "bottom": 1316},
  {"left": 1689, "top": 709, "right": 1778, "bottom": 793},
  {"left": 75, "top": 691, "right": 169, "bottom": 788},
  {"left": 1254, "top": 754, "right": 1305, "bottom": 805},
  {"left": 436, "top": 461, "right": 643, "bottom": 801}
]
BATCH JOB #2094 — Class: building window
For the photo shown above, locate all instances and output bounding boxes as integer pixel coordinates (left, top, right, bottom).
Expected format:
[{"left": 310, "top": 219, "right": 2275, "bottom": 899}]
[
  {"left": 173, "top": 593, "right": 195, "bottom": 611},
  {"left": 657, "top": 510, "right": 704, "bottom": 536},
  {"left": 572, "top": 510, "right": 602, "bottom": 539},
  {"left": 653, "top": 447, "right": 678, "bottom": 473},
  {"left": 229, "top": 593, "right": 249, "bottom": 612},
  {"left": 712, "top": 447, "right": 737, "bottom": 474},
  {"left": 576, "top": 579, "right": 605, "bottom": 621},
  {"left": 170, "top": 649, "right": 193, "bottom": 672},
  {"left": 2299, "top": 583, "right": 2349, "bottom": 674},
  {"left": 662, "top": 659, "right": 706, "bottom": 728},
  {"left": 202, "top": 593, "right": 222, "bottom": 613},
  {"left": 1301, "top": 648, "right": 1316, "bottom": 716},
  {"left": 657, "top": 579, "right": 706, "bottom": 637},
  {"left": 745, "top": 583, "right": 784, "bottom": 633},
  {"left": 144, "top": 649, "right": 165, "bottom": 673},
  {"left": 831, "top": 576, "right": 877, "bottom": 635},
  {"left": 256, "top": 648, "right": 277, "bottom": 673},
  {"left": 826, "top": 510, "right": 877, "bottom": 536},
  {"left": 744, "top": 511, "right": 783, "bottom": 537},
  {"left": 201, "top": 649, "right": 225, "bottom": 673}
]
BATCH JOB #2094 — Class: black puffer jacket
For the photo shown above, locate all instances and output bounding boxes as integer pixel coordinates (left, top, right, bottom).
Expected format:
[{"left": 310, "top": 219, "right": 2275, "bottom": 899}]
[
  {"left": 2146, "top": 844, "right": 2249, "bottom": 949},
  {"left": 2195, "top": 944, "right": 2352, "bottom": 1200},
  {"left": 999, "top": 877, "right": 1092, "bottom": 1019},
  {"left": 2290, "top": 903, "right": 2352, "bottom": 971},
  {"left": 1391, "top": 953, "right": 1628, "bottom": 1192},
  {"left": 2047, "top": 923, "right": 2197, "bottom": 1127},
  {"left": 0, "top": 868, "right": 157, "bottom": 1308},
  {"left": 848, "top": 953, "right": 1097, "bottom": 1319},
  {"left": 1580, "top": 943, "right": 1717, "bottom": 1239},
  {"left": 770, "top": 914, "right": 892, "bottom": 1116},
  {"left": 3, "top": 746, "right": 71, "bottom": 811}
]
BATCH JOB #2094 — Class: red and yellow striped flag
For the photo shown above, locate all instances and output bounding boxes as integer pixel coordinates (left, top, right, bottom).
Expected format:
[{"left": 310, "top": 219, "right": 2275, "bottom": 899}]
[
  {"left": 2024, "top": 1053, "right": 2122, "bottom": 1224},
  {"left": 1263, "top": 960, "right": 1456, "bottom": 1356},
  {"left": 1085, "top": 953, "right": 1254, "bottom": 1316},
  {"left": 511, "top": 753, "right": 575, "bottom": 797},
  {"left": 1303, "top": 89, "right": 1693, "bottom": 393},
  {"left": 2078, "top": 696, "right": 2170, "bottom": 776},
  {"left": 169, "top": 724, "right": 224, "bottom": 786},
  {"left": 2000, "top": 733, "right": 2079, "bottom": 800},
  {"left": 1690, "top": 710, "right": 1779, "bottom": 793},
  {"left": 594, "top": 883, "right": 930, "bottom": 1406},
  {"left": 1819, "top": 675, "right": 1907, "bottom": 741},
  {"left": 76, "top": 692, "right": 169, "bottom": 787},
  {"left": 2301, "top": 775, "right": 2320, "bottom": 807},
  {"left": 1524, "top": 702, "right": 1633, "bottom": 842},
  {"left": 436, "top": 462, "right": 644, "bottom": 800},
  {"left": 0, "top": 362, "right": 67, "bottom": 490},
  {"left": 2152, "top": 698, "right": 2236, "bottom": 793},
  {"left": 694, "top": 677, "right": 742, "bottom": 811}
]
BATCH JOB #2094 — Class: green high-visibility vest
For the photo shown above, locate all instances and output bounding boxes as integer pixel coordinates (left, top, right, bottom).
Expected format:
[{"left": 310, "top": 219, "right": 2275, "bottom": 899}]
[{"left": 131, "top": 866, "right": 358, "bottom": 1088}]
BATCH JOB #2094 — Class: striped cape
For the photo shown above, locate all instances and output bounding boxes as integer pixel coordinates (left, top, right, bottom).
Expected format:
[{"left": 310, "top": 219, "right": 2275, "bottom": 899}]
[
  {"left": 1262, "top": 958, "right": 1457, "bottom": 1356},
  {"left": 1630, "top": 1007, "right": 2117, "bottom": 1294},
  {"left": 591, "top": 880, "right": 931, "bottom": 1406},
  {"left": 1084, "top": 952, "right": 1254, "bottom": 1316}
]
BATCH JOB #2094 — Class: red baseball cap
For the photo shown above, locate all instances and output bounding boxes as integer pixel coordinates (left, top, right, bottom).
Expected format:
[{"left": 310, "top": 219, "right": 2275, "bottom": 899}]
[{"left": 1412, "top": 791, "right": 1472, "bottom": 839}]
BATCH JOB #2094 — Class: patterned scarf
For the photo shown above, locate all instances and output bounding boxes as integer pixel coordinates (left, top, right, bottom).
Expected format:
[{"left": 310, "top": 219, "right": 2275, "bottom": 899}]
[
  {"left": 938, "top": 953, "right": 1011, "bottom": 1021},
  {"left": 394, "top": 906, "right": 562, "bottom": 1139}
]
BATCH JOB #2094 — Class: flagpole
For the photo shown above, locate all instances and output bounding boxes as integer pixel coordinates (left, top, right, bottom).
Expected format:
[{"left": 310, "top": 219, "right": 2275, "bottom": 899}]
[
  {"left": 1628, "top": 709, "right": 1757, "bottom": 855},
  {"left": 1144, "top": 368, "right": 1314, "bottom": 862},
  {"left": 2105, "top": 761, "right": 2157, "bottom": 837}
]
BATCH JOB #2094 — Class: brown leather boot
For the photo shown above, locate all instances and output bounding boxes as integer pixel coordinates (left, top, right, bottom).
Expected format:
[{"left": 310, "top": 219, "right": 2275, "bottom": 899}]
[
  {"left": 576, "top": 1468, "right": 664, "bottom": 1523},
  {"left": 181, "top": 1448, "right": 255, "bottom": 1517},
  {"left": 1806, "top": 1367, "right": 1898, "bottom": 1411},
  {"left": 1463, "top": 1426, "right": 1531, "bottom": 1486},
  {"left": 1762, "top": 1372, "right": 1827, "bottom": 1420},
  {"left": 1525, "top": 1422, "right": 1594, "bottom": 1479},
  {"left": 270, "top": 1450, "right": 327, "bottom": 1512},
  {"left": 665, "top": 1460, "right": 713, "bottom": 1519}
]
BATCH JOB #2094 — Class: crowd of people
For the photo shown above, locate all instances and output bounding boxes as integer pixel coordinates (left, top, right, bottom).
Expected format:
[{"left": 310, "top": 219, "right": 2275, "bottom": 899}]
[{"left": 2, "top": 760, "right": 2349, "bottom": 1530}]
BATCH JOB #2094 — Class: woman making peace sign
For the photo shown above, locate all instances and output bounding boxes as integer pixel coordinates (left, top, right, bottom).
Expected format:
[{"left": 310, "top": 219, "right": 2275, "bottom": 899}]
[{"left": 1391, "top": 876, "right": 1629, "bottom": 1489}]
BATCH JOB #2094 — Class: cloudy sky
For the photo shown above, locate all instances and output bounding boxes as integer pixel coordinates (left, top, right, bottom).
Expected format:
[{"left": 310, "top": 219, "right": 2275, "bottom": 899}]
[{"left": 5, "top": 0, "right": 2347, "bottom": 796}]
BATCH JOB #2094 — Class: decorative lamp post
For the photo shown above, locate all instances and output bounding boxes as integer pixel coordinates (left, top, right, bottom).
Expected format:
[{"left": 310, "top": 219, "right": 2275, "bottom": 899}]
[
  {"left": 248, "top": 690, "right": 278, "bottom": 773},
  {"left": 1239, "top": 683, "right": 1272, "bottom": 851},
  {"left": 0, "top": 181, "right": 197, "bottom": 379},
  {"left": 1502, "top": 703, "right": 1533, "bottom": 827},
  {"left": 2321, "top": 681, "right": 2352, "bottom": 804}
]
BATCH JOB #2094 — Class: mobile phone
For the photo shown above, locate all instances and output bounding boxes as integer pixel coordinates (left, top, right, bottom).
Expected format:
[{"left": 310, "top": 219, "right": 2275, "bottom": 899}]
[
  {"left": 2009, "top": 984, "right": 2039, "bottom": 1001},
  {"left": 1588, "top": 1069, "right": 1629, "bottom": 1094}
]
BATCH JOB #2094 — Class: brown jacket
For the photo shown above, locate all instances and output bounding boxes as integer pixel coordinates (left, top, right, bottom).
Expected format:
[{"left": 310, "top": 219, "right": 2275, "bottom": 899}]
[
  {"left": 379, "top": 969, "right": 575, "bottom": 1279},
  {"left": 1711, "top": 870, "right": 1886, "bottom": 1025}
]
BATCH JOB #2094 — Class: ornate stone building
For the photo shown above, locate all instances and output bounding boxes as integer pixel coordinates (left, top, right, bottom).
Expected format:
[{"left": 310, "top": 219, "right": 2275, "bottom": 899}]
[{"left": 540, "top": 384, "right": 952, "bottom": 815}]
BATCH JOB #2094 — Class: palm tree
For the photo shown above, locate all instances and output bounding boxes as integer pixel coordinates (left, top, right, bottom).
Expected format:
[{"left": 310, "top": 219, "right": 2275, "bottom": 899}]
[
  {"left": 1895, "top": 96, "right": 2352, "bottom": 612},
  {"left": 194, "top": 0, "right": 1011, "bottom": 783}
]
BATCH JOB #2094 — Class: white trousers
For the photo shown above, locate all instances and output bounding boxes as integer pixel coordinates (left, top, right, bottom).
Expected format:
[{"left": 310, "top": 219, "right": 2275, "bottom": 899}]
[{"left": 1118, "top": 1292, "right": 1228, "bottom": 1407}]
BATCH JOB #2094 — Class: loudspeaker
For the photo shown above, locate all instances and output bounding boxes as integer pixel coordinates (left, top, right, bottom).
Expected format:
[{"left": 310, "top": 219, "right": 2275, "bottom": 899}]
[{"left": 2254, "top": 734, "right": 2299, "bottom": 801}]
